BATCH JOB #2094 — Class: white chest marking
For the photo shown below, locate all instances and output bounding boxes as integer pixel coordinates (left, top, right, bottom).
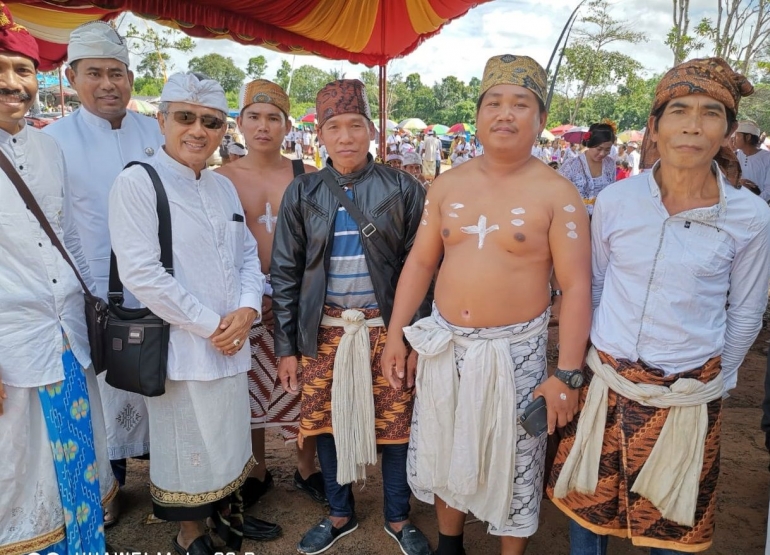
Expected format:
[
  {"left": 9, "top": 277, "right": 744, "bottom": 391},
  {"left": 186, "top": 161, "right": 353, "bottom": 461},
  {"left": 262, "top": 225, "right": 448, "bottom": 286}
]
[
  {"left": 258, "top": 202, "right": 278, "bottom": 233},
  {"left": 511, "top": 207, "right": 526, "bottom": 215},
  {"left": 461, "top": 215, "right": 499, "bottom": 249}
]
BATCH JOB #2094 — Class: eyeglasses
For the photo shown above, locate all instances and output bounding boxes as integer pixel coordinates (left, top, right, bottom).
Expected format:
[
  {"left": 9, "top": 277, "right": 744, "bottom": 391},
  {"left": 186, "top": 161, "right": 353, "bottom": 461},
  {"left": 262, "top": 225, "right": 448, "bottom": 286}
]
[{"left": 162, "top": 110, "right": 226, "bottom": 130}]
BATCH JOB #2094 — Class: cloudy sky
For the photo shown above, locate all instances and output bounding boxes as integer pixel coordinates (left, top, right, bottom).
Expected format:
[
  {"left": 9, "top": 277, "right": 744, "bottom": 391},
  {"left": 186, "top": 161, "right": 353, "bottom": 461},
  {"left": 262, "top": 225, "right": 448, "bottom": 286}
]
[{"left": 118, "top": 0, "right": 725, "bottom": 87}]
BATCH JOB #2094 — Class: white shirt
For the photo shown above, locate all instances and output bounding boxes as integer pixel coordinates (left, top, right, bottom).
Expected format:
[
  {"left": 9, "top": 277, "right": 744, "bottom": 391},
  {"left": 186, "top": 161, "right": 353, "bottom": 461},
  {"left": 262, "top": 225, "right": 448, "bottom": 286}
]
[
  {"left": 303, "top": 131, "right": 312, "bottom": 145},
  {"left": 591, "top": 163, "right": 770, "bottom": 391},
  {"left": 628, "top": 149, "right": 641, "bottom": 175},
  {"left": 109, "top": 148, "right": 265, "bottom": 381},
  {"left": 737, "top": 149, "right": 770, "bottom": 202},
  {"left": 44, "top": 107, "right": 163, "bottom": 300},
  {"left": 0, "top": 125, "right": 93, "bottom": 387}
]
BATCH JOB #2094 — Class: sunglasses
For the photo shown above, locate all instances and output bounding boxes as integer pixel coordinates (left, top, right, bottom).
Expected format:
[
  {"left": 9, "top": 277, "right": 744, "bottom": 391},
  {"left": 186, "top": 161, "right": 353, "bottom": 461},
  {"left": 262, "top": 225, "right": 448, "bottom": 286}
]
[{"left": 163, "top": 110, "right": 226, "bottom": 130}]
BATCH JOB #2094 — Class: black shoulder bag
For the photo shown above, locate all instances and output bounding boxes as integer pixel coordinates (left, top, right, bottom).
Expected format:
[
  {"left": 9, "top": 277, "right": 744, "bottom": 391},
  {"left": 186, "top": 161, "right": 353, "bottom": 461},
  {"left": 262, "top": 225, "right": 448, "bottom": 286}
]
[
  {"left": 318, "top": 168, "right": 401, "bottom": 270},
  {"left": 0, "top": 149, "right": 109, "bottom": 373},
  {"left": 104, "top": 162, "right": 172, "bottom": 397}
]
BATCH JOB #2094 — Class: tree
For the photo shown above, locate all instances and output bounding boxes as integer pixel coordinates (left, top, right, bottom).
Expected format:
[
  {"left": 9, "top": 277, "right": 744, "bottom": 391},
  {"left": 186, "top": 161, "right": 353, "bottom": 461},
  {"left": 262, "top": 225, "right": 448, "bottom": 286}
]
[
  {"left": 246, "top": 55, "right": 268, "bottom": 79},
  {"left": 557, "top": 0, "right": 647, "bottom": 124},
  {"left": 737, "top": 82, "right": 770, "bottom": 131},
  {"left": 696, "top": 0, "right": 770, "bottom": 73},
  {"left": 188, "top": 54, "right": 246, "bottom": 93},
  {"left": 666, "top": 0, "right": 704, "bottom": 65},
  {"left": 289, "top": 65, "right": 334, "bottom": 104},
  {"left": 275, "top": 60, "right": 291, "bottom": 91},
  {"left": 137, "top": 51, "right": 171, "bottom": 80},
  {"left": 121, "top": 20, "right": 194, "bottom": 82}
]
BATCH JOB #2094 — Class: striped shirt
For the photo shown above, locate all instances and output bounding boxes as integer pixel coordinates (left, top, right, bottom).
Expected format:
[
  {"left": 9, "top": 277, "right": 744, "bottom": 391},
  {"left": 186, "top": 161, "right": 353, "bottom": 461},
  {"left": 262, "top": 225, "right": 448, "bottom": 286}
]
[{"left": 326, "top": 187, "right": 378, "bottom": 309}]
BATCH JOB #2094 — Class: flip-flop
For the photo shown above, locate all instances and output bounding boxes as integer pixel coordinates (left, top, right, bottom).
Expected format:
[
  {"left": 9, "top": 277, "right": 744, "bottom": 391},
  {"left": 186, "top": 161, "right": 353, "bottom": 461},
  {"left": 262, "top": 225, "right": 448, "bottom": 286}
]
[{"left": 103, "top": 494, "right": 121, "bottom": 529}]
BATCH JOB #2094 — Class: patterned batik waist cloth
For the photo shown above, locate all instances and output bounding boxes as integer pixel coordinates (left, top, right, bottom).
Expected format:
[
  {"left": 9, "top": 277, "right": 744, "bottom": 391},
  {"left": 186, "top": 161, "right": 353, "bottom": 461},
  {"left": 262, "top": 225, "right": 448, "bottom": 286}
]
[
  {"left": 0, "top": 330, "right": 106, "bottom": 555},
  {"left": 248, "top": 320, "right": 300, "bottom": 441},
  {"left": 547, "top": 350, "right": 722, "bottom": 552},
  {"left": 406, "top": 304, "right": 549, "bottom": 537},
  {"left": 299, "top": 305, "right": 414, "bottom": 444}
]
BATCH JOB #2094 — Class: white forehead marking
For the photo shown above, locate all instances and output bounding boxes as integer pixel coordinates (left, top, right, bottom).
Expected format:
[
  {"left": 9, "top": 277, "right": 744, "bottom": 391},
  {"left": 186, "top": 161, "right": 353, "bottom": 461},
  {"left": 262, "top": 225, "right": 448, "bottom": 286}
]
[
  {"left": 563, "top": 204, "right": 576, "bottom": 212},
  {"left": 511, "top": 219, "right": 525, "bottom": 226},
  {"left": 448, "top": 212, "right": 459, "bottom": 218},
  {"left": 567, "top": 231, "right": 578, "bottom": 239},
  {"left": 421, "top": 219, "right": 428, "bottom": 226},
  {"left": 450, "top": 203, "right": 465, "bottom": 210},
  {"left": 425, "top": 199, "right": 430, "bottom": 205},
  {"left": 566, "top": 222, "right": 576, "bottom": 230},
  {"left": 511, "top": 207, "right": 526, "bottom": 215}
]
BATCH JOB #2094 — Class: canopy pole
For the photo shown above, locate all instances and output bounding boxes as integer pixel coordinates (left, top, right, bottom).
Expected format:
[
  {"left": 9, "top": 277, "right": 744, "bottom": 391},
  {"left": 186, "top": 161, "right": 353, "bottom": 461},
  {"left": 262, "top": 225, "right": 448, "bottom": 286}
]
[
  {"left": 58, "top": 65, "right": 65, "bottom": 117},
  {"left": 379, "top": 64, "right": 386, "bottom": 162}
]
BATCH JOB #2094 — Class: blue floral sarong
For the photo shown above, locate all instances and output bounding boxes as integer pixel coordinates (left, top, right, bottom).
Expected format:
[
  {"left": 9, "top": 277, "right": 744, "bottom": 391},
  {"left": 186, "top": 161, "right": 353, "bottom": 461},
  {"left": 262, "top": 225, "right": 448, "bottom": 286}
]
[{"left": 35, "top": 332, "right": 105, "bottom": 554}]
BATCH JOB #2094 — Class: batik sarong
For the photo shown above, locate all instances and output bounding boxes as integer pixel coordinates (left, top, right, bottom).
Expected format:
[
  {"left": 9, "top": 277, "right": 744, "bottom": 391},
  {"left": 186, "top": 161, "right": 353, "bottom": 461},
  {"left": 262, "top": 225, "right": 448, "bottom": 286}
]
[
  {"left": 248, "top": 321, "right": 300, "bottom": 441},
  {"left": 407, "top": 306, "right": 550, "bottom": 537},
  {"left": 547, "top": 350, "right": 722, "bottom": 552},
  {"left": 299, "top": 306, "right": 413, "bottom": 444}
]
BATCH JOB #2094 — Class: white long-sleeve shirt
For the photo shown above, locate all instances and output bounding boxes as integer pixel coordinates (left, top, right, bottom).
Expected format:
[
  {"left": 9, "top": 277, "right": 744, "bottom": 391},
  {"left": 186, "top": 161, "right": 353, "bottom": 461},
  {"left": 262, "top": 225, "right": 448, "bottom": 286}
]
[
  {"left": 109, "top": 147, "right": 265, "bottom": 381},
  {"left": 737, "top": 149, "right": 770, "bottom": 202},
  {"left": 591, "top": 163, "right": 770, "bottom": 392},
  {"left": 0, "top": 125, "right": 94, "bottom": 387},
  {"left": 44, "top": 107, "right": 163, "bottom": 300}
]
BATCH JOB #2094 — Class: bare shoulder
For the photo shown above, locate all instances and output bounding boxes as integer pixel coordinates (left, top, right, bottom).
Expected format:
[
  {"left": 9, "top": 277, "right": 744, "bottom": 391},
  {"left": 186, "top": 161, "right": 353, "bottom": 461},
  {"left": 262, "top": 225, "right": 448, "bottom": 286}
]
[
  {"left": 214, "top": 160, "right": 239, "bottom": 180},
  {"left": 529, "top": 162, "right": 582, "bottom": 204}
]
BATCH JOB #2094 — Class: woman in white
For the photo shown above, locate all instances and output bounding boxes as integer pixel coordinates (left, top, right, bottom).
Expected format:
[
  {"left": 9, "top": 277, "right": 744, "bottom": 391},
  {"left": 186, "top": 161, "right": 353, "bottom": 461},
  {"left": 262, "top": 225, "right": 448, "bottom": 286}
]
[
  {"left": 558, "top": 122, "right": 617, "bottom": 216},
  {"left": 734, "top": 120, "right": 770, "bottom": 202}
]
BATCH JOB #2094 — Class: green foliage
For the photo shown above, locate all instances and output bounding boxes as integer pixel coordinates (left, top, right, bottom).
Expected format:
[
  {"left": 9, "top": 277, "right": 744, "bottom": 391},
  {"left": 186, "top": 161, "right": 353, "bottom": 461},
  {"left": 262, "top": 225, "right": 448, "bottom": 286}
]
[
  {"left": 132, "top": 76, "right": 164, "bottom": 97},
  {"left": 188, "top": 54, "right": 245, "bottom": 93},
  {"left": 290, "top": 65, "right": 335, "bottom": 104},
  {"left": 275, "top": 60, "right": 291, "bottom": 91},
  {"left": 226, "top": 90, "right": 238, "bottom": 110},
  {"left": 738, "top": 83, "right": 770, "bottom": 132},
  {"left": 290, "top": 101, "right": 316, "bottom": 120},
  {"left": 246, "top": 55, "right": 268, "bottom": 79},
  {"left": 136, "top": 51, "right": 171, "bottom": 80}
]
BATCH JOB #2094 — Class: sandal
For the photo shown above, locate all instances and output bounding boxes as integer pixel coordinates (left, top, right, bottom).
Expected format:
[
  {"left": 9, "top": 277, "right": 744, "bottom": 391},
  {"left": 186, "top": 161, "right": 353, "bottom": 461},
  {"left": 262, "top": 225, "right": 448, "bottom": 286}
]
[
  {"left": 103, "top": 493, "right": 121, "bottom": 529},
  {"left": 171, "top": 534, "right": 215, "bottom": 555}
]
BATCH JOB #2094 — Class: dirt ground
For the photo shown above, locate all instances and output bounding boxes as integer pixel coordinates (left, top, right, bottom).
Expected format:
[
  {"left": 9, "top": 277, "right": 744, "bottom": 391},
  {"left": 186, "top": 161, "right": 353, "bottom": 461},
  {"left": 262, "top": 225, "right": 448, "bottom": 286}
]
[{"left": 106, "top": 329, "right": 770, "bottom": 555}]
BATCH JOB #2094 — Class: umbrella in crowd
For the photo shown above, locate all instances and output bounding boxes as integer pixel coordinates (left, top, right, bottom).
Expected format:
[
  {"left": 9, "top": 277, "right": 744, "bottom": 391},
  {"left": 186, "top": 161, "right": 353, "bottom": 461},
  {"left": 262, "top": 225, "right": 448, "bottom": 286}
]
[
  {"left": 447, "top": 122, "right": 475, "bottom": 135},
  {"left": 398, "top": 117, "right": 427, "bottom": 131},
  {"left": 300, "top": 114, "right": 317, "bottom": 123},
  {"left": 127, "top": 98, "right": 158, "bottom": 115},
  {"left": 549, "top": 123, "right": 574, "bottom": 136},
  {"left": 618, "top": 129, "right": 644, "bottom": 143},
  {"left": 426, "top": 123, "right": 449, "bottom": 135},
  {"left": 539, "top": 129, "right": 555, "bottom": 141},
  {"left": 561, "top": 126, "right": 590, "bottom": 144}
]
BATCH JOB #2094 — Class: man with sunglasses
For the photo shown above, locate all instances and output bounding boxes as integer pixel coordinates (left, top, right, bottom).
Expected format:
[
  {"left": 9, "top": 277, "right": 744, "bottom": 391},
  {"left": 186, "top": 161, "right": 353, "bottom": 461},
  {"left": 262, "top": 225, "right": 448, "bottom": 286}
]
[
  {"left": 216, "top": 80, "right": 325, "bottom": 516},
  {"left": 272, "top": 79, "right": 432, "bottom": 555},
  {"left": 44, "top": 22, "right": 161, "bottom": 525},
  {"left": 109, "top": 73, "right": 274, "bottom": 555}
]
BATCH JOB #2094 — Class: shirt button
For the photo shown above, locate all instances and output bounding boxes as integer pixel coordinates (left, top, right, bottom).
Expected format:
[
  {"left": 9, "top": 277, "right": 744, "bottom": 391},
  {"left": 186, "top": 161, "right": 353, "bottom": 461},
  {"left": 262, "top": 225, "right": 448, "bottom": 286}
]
[
  {"left": 12, "top": 138, "right": 16, "bottom": 143},
  {"left": 52, "top": 279, "right": 57, "bottom": 284},
  {"left": 18, "top": 165, "right": 23, "bottom": 170},
  {"left": 38, "top": 242, "right": 42, "bottom": 247}
]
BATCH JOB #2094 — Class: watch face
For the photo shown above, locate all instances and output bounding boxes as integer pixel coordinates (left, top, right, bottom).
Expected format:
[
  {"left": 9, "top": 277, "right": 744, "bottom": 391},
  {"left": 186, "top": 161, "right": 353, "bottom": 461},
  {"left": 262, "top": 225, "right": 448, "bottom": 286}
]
[{"left": 569, "top": 372, "right": 584, "bottom": 388}]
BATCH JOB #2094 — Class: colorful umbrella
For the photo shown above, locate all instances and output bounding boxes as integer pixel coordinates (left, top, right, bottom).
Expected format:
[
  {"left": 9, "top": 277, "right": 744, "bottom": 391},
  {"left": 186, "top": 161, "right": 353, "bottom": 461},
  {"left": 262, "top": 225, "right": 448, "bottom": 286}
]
[
  {"left": 127, "top": 98, "right": 158, "bottom": 115},
  {"left": 447, "top": 123, "right": 475, "bottom": 135},
  {"left": 13, "top": 0, "right": 493, "bottom": 71},
  {"left": 549, "top": 123, "right": 574, "bottom": 136},
  {"left": 618, "top": 130, "right": 644, "bottom": 143},
  {"left": 300, "top": 114, "right": 317, "bottom": 123},
  {"left": 425, "top": 124, "right": 449, "bottom": 135},
  {"left": 398, "top": 118, "right": 427, "bottom": 131},
  {"left": 539, "top": 129, "right": 555, "bottom": 141},
  {"left": 561, "top": 126, "right": 590, "bottom": 144}
]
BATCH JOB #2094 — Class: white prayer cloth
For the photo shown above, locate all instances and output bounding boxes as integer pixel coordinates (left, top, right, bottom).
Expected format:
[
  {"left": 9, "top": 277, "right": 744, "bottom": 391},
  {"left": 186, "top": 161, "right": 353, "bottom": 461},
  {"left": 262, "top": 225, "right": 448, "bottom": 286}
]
[
  {"left": 553, "top": 346, "right": 724, "bottom": 527},
  {"left": 160, "top": 73, "right": 229, "bottom": 115},
  {"left": 405, "top": 307, "right": 548, "bottom": 531},
  {"left": 68, "top": 21, "right": 130, "bottom": 67},
  {"left": 44, "top": 107, "right": 162, "bottom": 459},
  {"left": 320, "top": 310, "right": 384, "bottom": 485},
  {"left": 147, "top": 373, "right": 253, "bottom": 505}
]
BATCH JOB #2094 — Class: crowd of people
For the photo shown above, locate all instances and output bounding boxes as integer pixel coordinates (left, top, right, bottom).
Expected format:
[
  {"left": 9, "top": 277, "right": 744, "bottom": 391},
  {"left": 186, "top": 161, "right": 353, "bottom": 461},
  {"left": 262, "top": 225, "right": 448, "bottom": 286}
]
[{"left": 2, "top": 4, "right": 770, "bottom": 555}]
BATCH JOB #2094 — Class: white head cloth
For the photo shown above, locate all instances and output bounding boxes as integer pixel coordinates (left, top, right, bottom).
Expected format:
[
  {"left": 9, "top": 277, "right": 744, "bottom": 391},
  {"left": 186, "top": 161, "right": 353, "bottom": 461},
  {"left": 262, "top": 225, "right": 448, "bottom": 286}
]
[
  {"left": 68, "top": 21, "right": 130, "bottom": 67},
  {"left": 228, "top": 143, "right": 246, "bottom": 156},
  {"left": 160, "top": 73, "right": 229, "bottom": 115},
  {"left": 403, "top": 151, "right": 421, "bottom": 166}
]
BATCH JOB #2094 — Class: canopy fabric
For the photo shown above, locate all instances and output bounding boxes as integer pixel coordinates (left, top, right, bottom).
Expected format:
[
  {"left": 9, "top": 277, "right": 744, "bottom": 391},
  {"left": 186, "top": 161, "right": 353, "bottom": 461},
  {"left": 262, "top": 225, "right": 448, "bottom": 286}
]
[
  {"left": 549, "top": 123, "right": 573, "bottom": 136},
  {"left": 12, "top": 0, "right": 491, "bottom": 71},
  {"left": 398, "top": 117, "right": 427, "bottom": 131}
]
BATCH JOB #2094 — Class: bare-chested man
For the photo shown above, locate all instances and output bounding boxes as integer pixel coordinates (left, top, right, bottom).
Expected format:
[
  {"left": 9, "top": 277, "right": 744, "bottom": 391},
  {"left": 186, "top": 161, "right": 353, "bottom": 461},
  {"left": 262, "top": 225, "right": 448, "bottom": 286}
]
[
  {"left": 381, "top": 55, "right": 592, "bottom": 555},
  {"left": 216, "top": 80, "right": 326, "bottom": 518}
]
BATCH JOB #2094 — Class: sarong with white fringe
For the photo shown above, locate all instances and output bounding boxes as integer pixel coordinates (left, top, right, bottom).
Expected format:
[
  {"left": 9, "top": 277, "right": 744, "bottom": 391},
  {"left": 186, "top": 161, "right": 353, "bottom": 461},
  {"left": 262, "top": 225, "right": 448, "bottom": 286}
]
[
  {"left": 407, "top": 304, "right": 549, "bottom": 537},
  {"left": 299, "top": 306, "right": 414, "bottom": 482}
]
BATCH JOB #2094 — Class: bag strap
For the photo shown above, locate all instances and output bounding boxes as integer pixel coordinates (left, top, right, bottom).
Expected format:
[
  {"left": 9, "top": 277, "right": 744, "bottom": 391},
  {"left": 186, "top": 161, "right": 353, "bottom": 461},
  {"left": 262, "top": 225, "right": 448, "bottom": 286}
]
[
  {"left": 108, "top": 162, "right": 173, "bottom": 301},
  {"left": 318, "top": 167, "right": 401, "bottom": 269},
  {"left": 291, "top": 158, "right": 306, "bottom": 177},
  {"left": 0, "top": 147, "right": 96, "bottom": 302}
]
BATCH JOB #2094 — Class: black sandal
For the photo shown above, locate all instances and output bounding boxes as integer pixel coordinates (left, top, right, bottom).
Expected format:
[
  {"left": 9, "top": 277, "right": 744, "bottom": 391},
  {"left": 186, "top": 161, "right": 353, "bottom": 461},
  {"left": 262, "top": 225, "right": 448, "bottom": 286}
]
[{"left": 171, "top": 534, "right": 215, "bottom": 555}]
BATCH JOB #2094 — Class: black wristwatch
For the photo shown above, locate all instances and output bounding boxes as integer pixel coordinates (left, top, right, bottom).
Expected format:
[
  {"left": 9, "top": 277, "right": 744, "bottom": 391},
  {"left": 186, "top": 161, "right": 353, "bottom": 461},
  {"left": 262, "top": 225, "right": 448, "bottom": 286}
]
[{"left": 554, "top": 368, "right": 585, "bottom": 389}]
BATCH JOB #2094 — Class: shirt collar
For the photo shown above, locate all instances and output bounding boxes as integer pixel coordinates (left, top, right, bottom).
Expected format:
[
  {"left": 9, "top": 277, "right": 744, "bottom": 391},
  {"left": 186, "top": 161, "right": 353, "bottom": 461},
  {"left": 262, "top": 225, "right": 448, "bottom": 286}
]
[
  {"left": 0, "top": 120, "right": 29, "bottom": 145},
  {"left": 327, "top": 153, "right": 375, "bottom": 186},
  {"left": 78, "top": 106, "right": 128, "bottom": 130},
  {"left": 647, "top": 160, "right": 726, "bottom": 221},
  {"left": 157, "top": 146, "right": 203, "bottom": 181}
]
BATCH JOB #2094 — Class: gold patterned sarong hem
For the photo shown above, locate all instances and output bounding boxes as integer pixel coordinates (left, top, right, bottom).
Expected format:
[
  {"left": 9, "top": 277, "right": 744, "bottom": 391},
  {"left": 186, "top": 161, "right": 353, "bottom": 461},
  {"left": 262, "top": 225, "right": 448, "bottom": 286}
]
[
  {"left": 0, "top": 525, "right": 65, "bottom": 555},
  {"left": 150, "top": 456, "right": 255, "bottom": 507},
  {"left": 102, "top": 476, "right": 119, "bottom": 506}
]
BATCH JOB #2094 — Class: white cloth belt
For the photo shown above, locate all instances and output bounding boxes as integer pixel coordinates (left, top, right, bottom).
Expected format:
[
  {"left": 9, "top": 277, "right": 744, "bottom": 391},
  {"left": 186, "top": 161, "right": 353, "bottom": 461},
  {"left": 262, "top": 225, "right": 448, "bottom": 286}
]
[
  {"left": 321, "top": 310, "right": 385, "bottom": 485},
  {"left": 553, "top": 346, "right": 724, "bottom": 527},
  {"left": 404, "top": 312, "right": 548, "bottom": 529}
]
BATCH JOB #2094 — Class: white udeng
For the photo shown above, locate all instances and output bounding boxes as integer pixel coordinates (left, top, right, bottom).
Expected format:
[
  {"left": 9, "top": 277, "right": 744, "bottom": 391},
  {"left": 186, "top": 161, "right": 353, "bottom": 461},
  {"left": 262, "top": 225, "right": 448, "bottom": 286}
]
[
  {"left": 405, "top": 313, "right": 547, "bottom": 529},
  {"left": 553, "top": 346, "right": 723, "bottom": 527}
]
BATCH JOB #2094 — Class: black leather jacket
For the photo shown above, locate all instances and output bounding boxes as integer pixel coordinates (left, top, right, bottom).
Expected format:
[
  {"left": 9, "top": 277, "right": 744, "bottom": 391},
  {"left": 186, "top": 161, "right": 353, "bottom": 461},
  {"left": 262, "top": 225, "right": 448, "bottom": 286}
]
[{"left": 271, "top": 156, "right": 431, "bottom": 358}]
